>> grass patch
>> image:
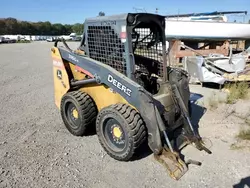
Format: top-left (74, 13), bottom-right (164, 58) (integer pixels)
top-left (207, 92), bottom-right (225, 110)
top-left (245, 119), bottom-right (250, 126)
top-left (16, 40), bottom-right (31, 43)
top-left (237, 129), bottom-right (250, 140)
top-left (230, 143), bottom-right (245, 150)
top-left (225, 82), bottom-right (249, 104)
top-left (208, 96), bottom-right (219, 109)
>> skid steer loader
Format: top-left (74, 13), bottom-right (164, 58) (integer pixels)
top-left (51, 13), bottom-right (211, 180)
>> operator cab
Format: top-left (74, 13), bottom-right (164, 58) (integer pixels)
top-left (129, 15), bottom-right (166, 94)
top-left (78, 13), bottom-right (167, 95)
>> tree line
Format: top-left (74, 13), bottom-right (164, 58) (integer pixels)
top-left (0, 17), bottom-right (84, 36)
top-left (0, 12), bottom-right (107, 36)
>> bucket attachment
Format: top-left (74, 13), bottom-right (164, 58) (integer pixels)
top-left (154, 135), bottom-right (211, 180)
top-left (153, 82), bottom-right (212, 180)
top-left (154, 149), bottom-right (187, 180)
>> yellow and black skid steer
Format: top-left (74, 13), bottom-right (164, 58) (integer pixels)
top-left (50, 13), bottom-right (212, 180)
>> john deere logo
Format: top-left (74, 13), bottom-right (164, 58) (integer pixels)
top-left (107, 74), bottom-right (132, 97)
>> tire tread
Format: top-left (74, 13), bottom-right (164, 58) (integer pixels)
top-left (60, 90), bottom-right (97, 136)
top-left (96, 103), bottom-right (146, 161)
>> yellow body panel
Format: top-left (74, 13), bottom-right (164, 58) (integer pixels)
top-left (51, 47), bottom-right (70, 108)
top-left (51, 47), bottom-right (133, 111)
top-left (79, 85), bottom-right (131, 111)
top-left (68, 62), bottom-right (132, 111)
top-left (69, 63), bottom-right (85, 80)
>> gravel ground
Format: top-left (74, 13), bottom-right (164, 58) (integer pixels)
top-left (0, 42), bottom-right (250, 188)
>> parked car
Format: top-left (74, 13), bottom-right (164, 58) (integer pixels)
top-left (0, 37), bottom-right (4, 43)
top-left (2, 37), bottom-right (16, 43)
top-left (46, 37), bottom-right (56, 42)
top-left (72, 36), bottom-right (82, 41)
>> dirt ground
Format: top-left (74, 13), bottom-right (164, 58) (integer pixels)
top-left (0, 42), bottom-right (250, 188)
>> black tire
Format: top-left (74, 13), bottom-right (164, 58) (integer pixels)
top-left (60, 90), bottom-right (97, 136)
top-left (96, 103), bottom-right (147, 161)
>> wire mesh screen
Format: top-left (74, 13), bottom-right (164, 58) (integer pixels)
top-left (87, 26), bottom-right (126, 74)
top-left (133, 28), bottom-right (164, 77)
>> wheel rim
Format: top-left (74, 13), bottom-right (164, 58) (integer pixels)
top-left (65, 101), bottom-right (81, 130)
top-left (103, 118), bottom-right (126, 152)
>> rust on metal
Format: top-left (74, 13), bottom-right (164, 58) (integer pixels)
top-left (154, 149), bottom-right (188, 180)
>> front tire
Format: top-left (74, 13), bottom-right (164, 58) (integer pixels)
top-left (96, 103), bottom-right (147, 161)
top-left (60, 90), bottom-right (97, 136)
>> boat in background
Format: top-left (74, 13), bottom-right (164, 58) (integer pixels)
top-left (165, 20), bottom-right (250, 40)
top-left (165, 11), bottom-right (247, 22)
top-left (165, 11), bottom-right (250, 40)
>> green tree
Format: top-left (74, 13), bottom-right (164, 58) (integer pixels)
top-left (42, 21), bottom-right (52, 35)
top-left (0, 20), bottom-right (6, 35)
top-left (52, 23), bottom-right (64, 35)
top-left (64, 24), bottom-right (73, 34)
top-left (4, 18), bottom-right (19, 34)
top-left (20, 21), bottom-right (36, 35)
top-left (72, 23), bottom-right (84, 35)
top-left (0, 18), bottom-right (78, 35)
top-left (32, 22), bottom-right (41, 35)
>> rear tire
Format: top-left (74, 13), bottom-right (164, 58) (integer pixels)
top-left (60, 90), bottom-right (97, 136)
top-left (96, 103), bottom-right (147, 161)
